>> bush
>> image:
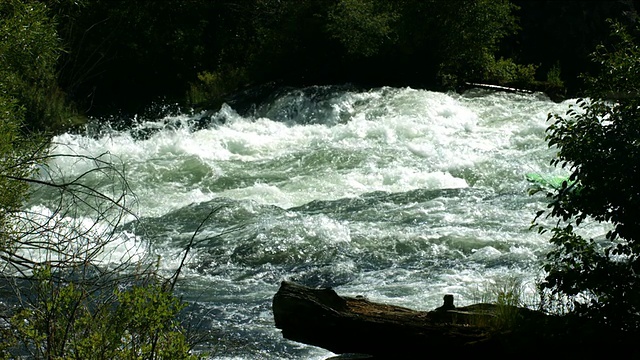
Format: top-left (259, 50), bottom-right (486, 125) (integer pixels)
top-left (0, 0), bottom-right (80, 132)
top-left (0, 145), bottom-right (202, 358)
top-left (537, 20), bottom-right (640, 331)
top-left (425, 0), bottom-right (520, 85)
top-left (484, 56), bottom-right (538, 86)
top-left (326, 0), bottom-right (399, 57)
top-left (1, 3), bottom-right (200, 357)
top-left (187, 68), bottom-right (248, 108)
top-left (546, 62), bottom-right (564, 89)
top-left (5, 266), bottom-right (196, 360)
top-left (0, 97), bottom-right (200, 358)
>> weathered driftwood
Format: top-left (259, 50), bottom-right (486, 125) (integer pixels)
top-left (463, 82), bottom-right (535, 94)
top-left (461, 82), bottom-right (566, 102)
top-left (273, 281), bottom-right (640, 358)
top-left (272, 281), bottom-right (526, 357)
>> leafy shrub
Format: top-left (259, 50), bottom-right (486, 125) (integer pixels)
top-left (0, 95), bottom-right (47, 256)
top-left (0, 92), bottom-right (199, 360)
top-left (429, 0), bottom-right (520, 85)
top-left (326, 0), bottom-right (399, 57)
top-left (537, 20), bottom-right (640, 331)
top-left (0, 0), bottom-right (80, 132)
top-left (546, 62), bottom-right (564, 88)
top-left (5, 266), bottom-right (198, 359)
top-left (1, 2), bottom-right (200, 358)
top-left (484, 56), bottom-right (538, 86)
top-left (187, 68), bottom-right (248, 108)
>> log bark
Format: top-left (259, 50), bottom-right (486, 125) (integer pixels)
top-left (463, 82), bottom-right (535, 94)
top-left (272, 281), bottom-right (514, 357)
top-left (460, 82), bottom-right (566, 102)
top-left (273, 281), bottom-right (640, 358)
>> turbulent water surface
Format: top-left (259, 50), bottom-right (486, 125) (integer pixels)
top-left (28, 86), bottom-right (608, 359)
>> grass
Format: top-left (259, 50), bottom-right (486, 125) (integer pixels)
top-left (465, 276), bottom-right (539, 330)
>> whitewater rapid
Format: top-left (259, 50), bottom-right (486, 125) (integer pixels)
top-left (26, 86), bottom-right (609, 358)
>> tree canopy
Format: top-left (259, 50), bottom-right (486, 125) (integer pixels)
top-left (0, 0), bottom-right (77, 132)
top-left (42, 0), bottom-right (527, 116)
top-left (0, 0), bottom-right (633, 119)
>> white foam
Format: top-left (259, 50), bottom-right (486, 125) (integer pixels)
top-left (3, 205), bottom-right (148, 274)
top-left (45, 88), bottom-right (568, 217)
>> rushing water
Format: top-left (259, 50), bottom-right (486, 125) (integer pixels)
top-left (26, 86), bottom-right (608, 358)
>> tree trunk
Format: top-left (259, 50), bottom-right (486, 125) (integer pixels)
top-left (272, 281), bottom-right (511, 358)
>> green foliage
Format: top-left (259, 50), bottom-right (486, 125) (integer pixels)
top-left (187, 68), bottom-right (248, 108)
top-left (0, 95), bottom-right (46, 256)
top-left (0, 130), bottom-right (200, 358)
top-left (247, 0), bottom-right (333, 83)
top-left (54, 0), bottom-right (248, 113)
top-left (327, 0), bottom-right (399, 57)
top-left (546, 62), bottom-right (564, 89)
top-left (0, 49), bottom-right (198, 356)
top-left (113, 283), bottom-right (194, 359)
top-left (418, 0), bottom-right (520, 84)
top-left (0, 0), bottom-right (528, 114)
top-left (0, 0), bottom-right (79, 132)
top-left (0, 99), bottom-right (27, 236)
top-left (514, 1), bottom-right (635, 95)
top-left (5, 266), bottom-right (198, 359)
top-left (539, 20), bottom-right (640, 331)
top-left (484, 56), bottom-right (538, 86)
top-left (0, 0), bottom-right (58, 83)
top-left (247, 0), bottom-right (522, 88)
top-left (470, 277), bottom-right (530, 330)
top-left (583, 20), bottom-right (640, 99)
top-left (6, 0), bottom-right (630, 115)
top-left (0, 121), bottom-right (200, 358)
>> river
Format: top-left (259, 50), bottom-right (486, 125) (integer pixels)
top-left (27, 85), bottom-right (607, 358)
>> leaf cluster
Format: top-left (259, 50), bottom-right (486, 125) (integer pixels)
top-left (3, 266), bottom-right (197, 360)
top-left (539, 20), bottom-right (640, 331)
top-left (0, 138), bottom-right (202, 358)
top-left (0, 0), bottom-right (79, 132)
top-left (0, 98), bottom-right (48, 262)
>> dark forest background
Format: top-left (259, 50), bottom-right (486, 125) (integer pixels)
top-left (5, 0), bottom-right (640, 132)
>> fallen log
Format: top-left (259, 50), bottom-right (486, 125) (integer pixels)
top-left (272, 281), bottom-right (528, 357)
top-left (273, 281), bottom-right (640, 358)
top-left (460, 82), bottom-right (566, 102)
top-left (463, 82), bottom-right (535, 94)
